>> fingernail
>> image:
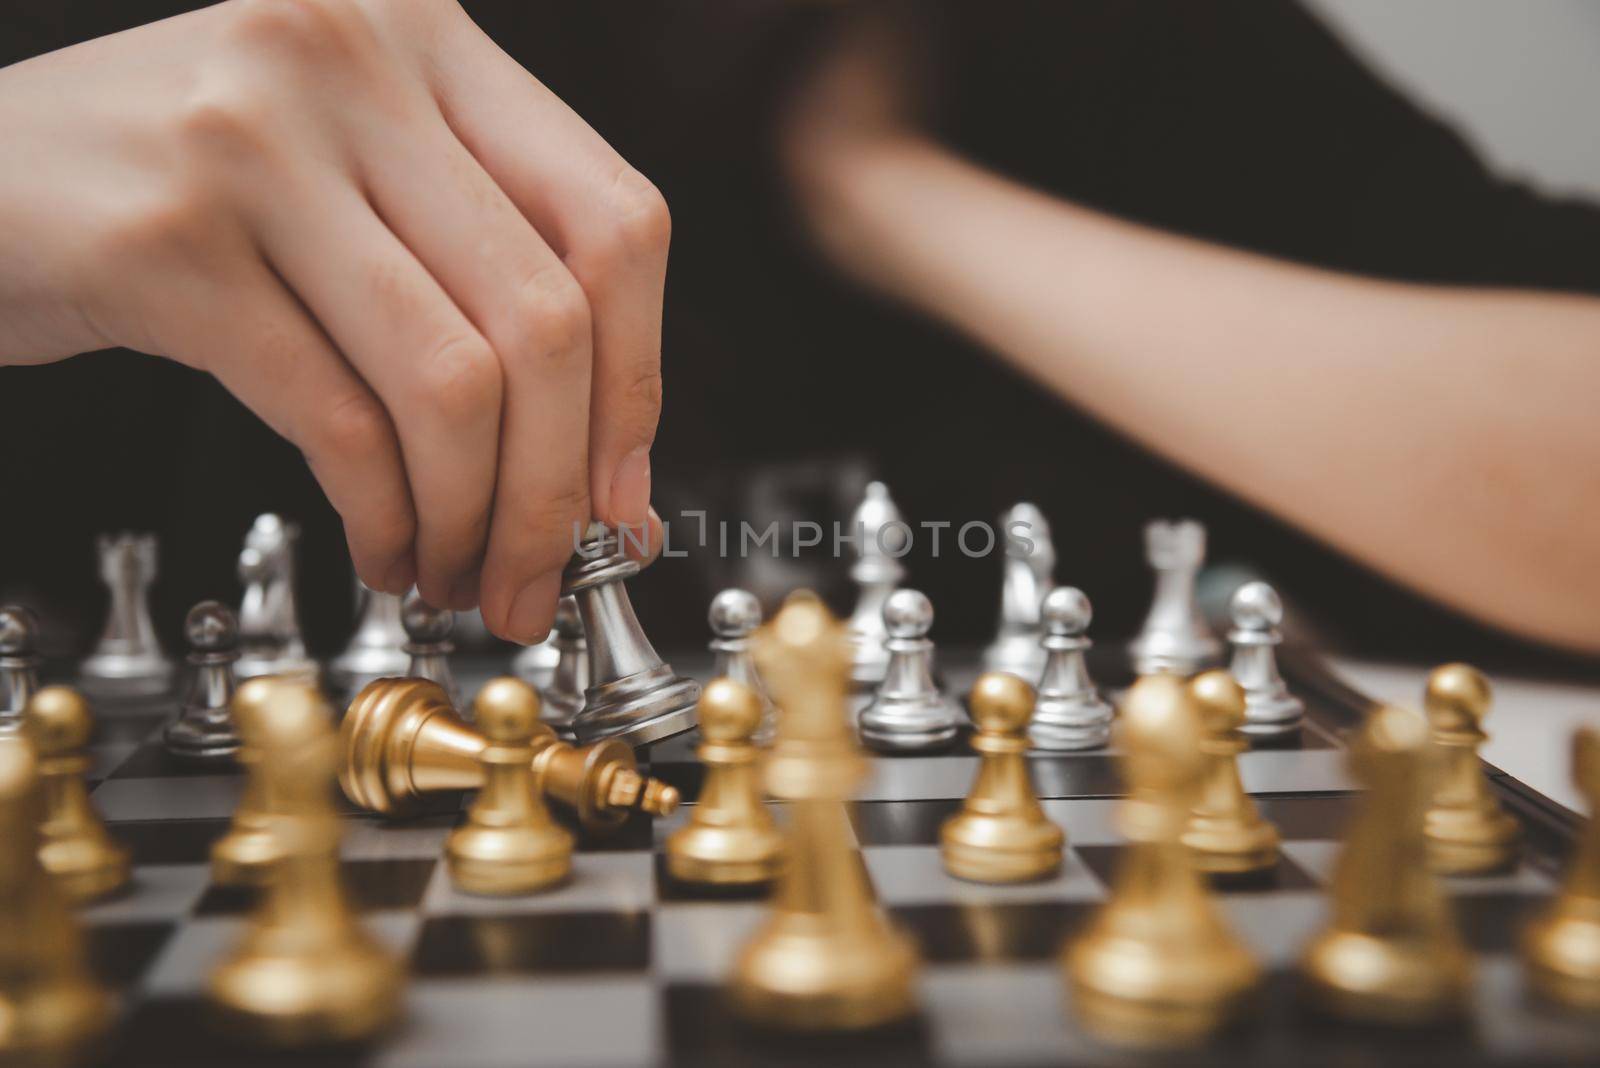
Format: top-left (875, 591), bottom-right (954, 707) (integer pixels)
top-left (382, 557), bottom-right (416, 595)
top-left (609, 446), bottom-right (652, 529)
top-left (506, 572), bottom-right (560, 644)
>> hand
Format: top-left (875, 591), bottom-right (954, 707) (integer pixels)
top-left (0, 0), bottom-right (669, 641)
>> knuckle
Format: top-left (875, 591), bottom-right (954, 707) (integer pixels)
top-left (316, 390), bottom-right (392, 458)
top-left (418, 335), bottom-right (502, 426)
top-left (505, 266), bottom-right (591, 371)
top-left (620, 363), bottom-right (663, 428)
top-left (580, 168), bottom-right (671, 276)
top-left (176, 86), bottom-right (274, 162)
top-left (515, 483), bottom-right (592, 568)
top-left (94, 191), bottom-right (214, 267)
top-left (227, 0), bottom-right (374, 65)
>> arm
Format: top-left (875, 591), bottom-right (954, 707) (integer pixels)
top-left (786, 119), bottom-right (1600, 656)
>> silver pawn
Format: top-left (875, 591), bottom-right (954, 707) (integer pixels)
top-left (846, 481), bottom-right (909, 691)
top-left (163, 601), bottom-right (243, 761)
top-left (1030, 588), bottom-right (1113, 751)
top-left (1128, 518), bottom-right (1221, 676)
top-left (983, 502), bottom-right (1056, 681)
top-left (512, 632), bottom-right (562, 690)
top-left (859, 589), bottom-right (960, 753)
top-left (328, 579), bottom-right (409, 697)
top-left (401, 591), bottom-right (460, 710)
top-left (0, 605), bottom-right (41, 733)
top-left (1228, 581), bottom-right (1304, 739)
top-left (539, 597), bottom-right (587, 740)
top-left (234, 514), bottom-right (318, 683)
top-left (708, 589), bottom-right (776, 745)
top-left (562, 522), bottom-right (699, 746)
top-left (80, 532), bottom-right (173, 698)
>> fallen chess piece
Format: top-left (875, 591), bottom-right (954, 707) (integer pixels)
top-left (340, 676), bottom-right (679, 832)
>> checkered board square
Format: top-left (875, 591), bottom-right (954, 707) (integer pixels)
top-left (71, 649), bottom-right (1590, 1067)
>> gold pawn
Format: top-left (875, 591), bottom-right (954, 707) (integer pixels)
top-left (1521, 726), bottom-right (1600, 1009)
top-left (1423, 664), bottom-right (1519, 874)
top-left (730, 592), bottom-right (919, 1030)
top-left (25, 687), bottom-right (130, 903)
top-left (340, 677), bottom-right (678, 831)
top-left (208, 678), bottom-right (401, 1045)
top-left (211, 732), bottom-right (276, 885)
top-left (1063, 673), bottom-right (1260, 1047)
top-left (1299, 704), bottom-right (1471, 1024)
top-left (666, 678), bottom-right (783, 885)
top-left (940, 672), bottom-right (1064, 883)
top-left (0, 738), bottom-right (112, 1066)
top-left (1181, 670), bottom-right (1280, 874)
top-left (447, 678), bottom-right (573, 895)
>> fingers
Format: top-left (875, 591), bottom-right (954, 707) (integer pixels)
top-left (422, 10), bottom-right (669, 531)
top-left (248, 166), bottom-right (502, 610)
top-left (156, 260), bottom-right (416, 591)
top-left (354, 107), bottom-right (595, 642)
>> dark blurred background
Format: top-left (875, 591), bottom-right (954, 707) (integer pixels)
top-left (4, 0), bottom-right (1599, 670)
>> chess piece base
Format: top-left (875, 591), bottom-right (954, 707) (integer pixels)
top-left (666, 824), bottom-right (784, 886)
top-left (76, 659), bottom-right (172, 699)
top-left (1029, 704), bottom-right (1113, 752)
top-left (731, 922), bottom-right (919, 1031)
top-left (163, 718), bottom-right (241, 763)
top-left (1300, 930), bottom-right (1470, 1024)
top-left (1182, 817), bottom-right (1281, 875)
top-left (859, 719), bottom-right (958, 753)
top-left (446, 826), bottom-right (573, 896)
top-left (941, 813), bottom-right (1063, 883)
top-left (40, 837), bottom-right (130, 904)
top-left (1424, 808), bottom-right (1520, 875)
top-left (1239, 691), bottom-right (1304, 739)
top-left (572, 669), bottom-right (700, 747)
top-left (1523, 912), bottom-right (1600, 1010)
top-left (208, 940), bottom-right (401, 1046)
top-left (211, 825), bottom-right (277, 885)
top-left (1065, 934), bottom-right (1257, 1047)
top-left (0, 981), bottom-right (112, 1066)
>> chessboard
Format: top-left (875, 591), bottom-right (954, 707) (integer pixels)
top-left (70, 645), bottom-right (1595, 1068)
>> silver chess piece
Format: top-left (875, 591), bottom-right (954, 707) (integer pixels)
top-left (512, 633), bottom-right (562, 690)
top-left (859, 589), bottom-right (961, 753)
top-left (1228, 581), bottom-right (1304, 739)
top-left (401, 591), bottom-right (461, 709)
top-left (1128, 518), bottom-right (1222, 676)
top-left (983, 502), bottom-right (1056, 681)
top-left (234, 514), bottom-right (319, 683)
top-left (562, 522), bottom-right (700, 746)
top-left (846, 481), bottom-right (909, 691)
top-left (1030, 587), bottom-right (1113, 751)
top-left (708, 588), bottom-right (776, 745)
top-left (328, 580), bottom-right (409, 697)
top-left (0, 605), bottom-right (41, 733)
top-left (80, 532), bottom-right (173, 698)
top-left (539, 597), bottom-right (588, 740)
top-left (163, 601), bottom-right (242, 762)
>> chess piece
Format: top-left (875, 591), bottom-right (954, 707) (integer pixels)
top-left (1522, 726), bottom-right (1600, 1010)
top-left (512, 633), bottom-right (562, 690)
top-left (401, 591), bottom-right (460, 709)
top-left (1300, 704), bottom-right (1471, 1024)
top-left (859, 589), bottom-right (960, 752)
top-left (1227, 582), bottom-right (1304, 739)
top-left (538, 597), bottom-right (588, 739)
top-left (667, 678), bottom-right (784, 885)
top-left (1422, 663), bottom-right (1519, 875)
top-left (1128, 519), bottom-right (1221, 677)
top-left (731, 593), bottom-right (919, 1030)
top-left (25, 686), bottom-right (130, 903)
top-left (0, 739), bottom-right (112, 1063)
top-left (1029, 588), bottom-right (1113, 751)
top-left (328, 581), bottom-right (409, 697)
top-left (210, 732), bottom-right (275, 886)
top-left (1181, 670), bottom-right (1280, 874)
top-left (708, 589), bottom-right (777, 745)
top-left (941, 672), bottom-right (1064, 882)
top-left (163, 601), bottom-right (243, 762)
top-left (562, 523), bottom-right (700, 745)
top-left (846, 481), bottom-right (908, 690)
top-left (1064, 674), bottom-right (1259, 1046)
top-left (208, 678), bottom-right (402, 1045)
top-left (983, 503), bottom-right (1056, 680)
top-left (447, 678), bottom-right (573, 894)
top-left (79, 532), bottom-right (173, 698)
top-left (341, 676), bottom-right (679, 832)
top-left (235, 514), bottom-right (318, 683)
top-left (0, 604), bottom-right (41, 734)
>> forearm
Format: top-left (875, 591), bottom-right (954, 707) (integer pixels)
top-left (804, 137), bottom-right (1600, 653)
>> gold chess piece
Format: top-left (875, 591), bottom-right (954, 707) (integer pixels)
top-left (730, 593), bottom-right (919, 1030)
top-left (208, 678), bottom-right (402, 1045)
top-left (1063, 673), bottom-right (1260, 1047)
top-left (25, 686), bottom-right (130, 903)
top-left (666, 677), bottom-right (783, 885)
top-left (1521, 726), bottom-right (1600, 1010)
top-left (1181, 670), bottom-right (1280, 874)
top-left (0, 738), bottom-right (112, 1066)
top-left (211, 714), bottom-right (278, 885)
top-left (1300, 704), bottom-right (1471, 1024)
top-left (340, 676), bottom-right (678, 831)
top-left (446, 678), bottom-right (573, 895)
top-left (940, 671), bottom-right (1064, 883)
top-left (1423, 663), bottom-right (1519, 874)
